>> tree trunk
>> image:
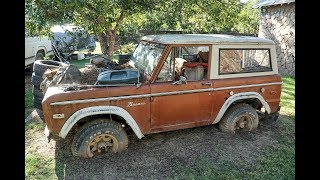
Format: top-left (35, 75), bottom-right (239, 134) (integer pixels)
top-left (96, 9), bottom-right (125, 58)
top-left (97, 33), bottom-right (108, 55)
top-left (107, 30), bottom-right (116, 57)
top-left (97, 30), bottom-right (116, 58)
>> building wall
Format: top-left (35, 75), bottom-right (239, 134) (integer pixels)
top-left (258, 3), bottom-right (295, 77)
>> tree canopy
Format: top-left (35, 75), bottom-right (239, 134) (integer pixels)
top-left (25, 0), bottom-right (259, 56)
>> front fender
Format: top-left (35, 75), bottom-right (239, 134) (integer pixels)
top-left (59, 106), bottom-right (144, 139)
top-left (35, 46), bottom-right (47, 56)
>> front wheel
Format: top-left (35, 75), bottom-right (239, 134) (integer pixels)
top-left (71, 119), bottom-right (128, 158)
top-left (218, 103), bottom-right (259, 133)
top-left (35, 51), bottom-right (44, 60)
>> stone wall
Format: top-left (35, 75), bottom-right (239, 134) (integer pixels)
top-left (258, 3), bottom-right (295, 77)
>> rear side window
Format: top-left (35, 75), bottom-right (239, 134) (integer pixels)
top-left (219, 49), bottom-right (272, 74)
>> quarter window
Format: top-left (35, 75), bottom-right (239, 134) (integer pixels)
top-left (219, 49), bottom-right (272, 74)
top-left (156, 46), bottom-right (210, 82)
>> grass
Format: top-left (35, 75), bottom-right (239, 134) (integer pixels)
top-left (25, 87), bottom-right (33, 108)
top-left (25, 122), bottom-right (45, 136)
top-left (25, 153), bottom-right (56, 179)
top-left (70, 41), bottom-right (102, 69)
top-left (280, 76), bottom-right (295, 116)
top-left (25, 121), bottom-right (57, 179)
top-left (248, 142), bottom-right (294, 179)
top-left (171, 128), bottom-right (294, 180)
top-left (75, 41), bottom-right (102, 55)
top-left (68, 58), bottom-right (91, 69)
top-left (70, 41), bottom-right (120, 69)
top-left (69, 54), bottom-right (119, 69)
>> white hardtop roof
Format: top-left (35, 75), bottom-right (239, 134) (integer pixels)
top-left (141, 34), bottom-right (275, 45)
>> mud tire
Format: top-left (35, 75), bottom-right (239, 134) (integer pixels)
top-left (33, 60), bottom-right (65, 77)
top-left (219, 103), bottom-right (259, 133)
top-left (71, 119), bottom-right (128, 158)
top-left (31, 72), bottom-right (43, 88)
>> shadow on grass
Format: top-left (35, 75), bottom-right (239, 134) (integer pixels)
top-left (53, 114), bottom-right (294, 179)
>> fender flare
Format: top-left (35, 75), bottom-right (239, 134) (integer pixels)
top-left (212, 92), bottom-right (271, 124)
top-left (35, 46), bottom-right (47, 56)
top-left (59, 106), bottom-right (144, 139)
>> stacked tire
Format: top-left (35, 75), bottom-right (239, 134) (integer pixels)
top-left (31, 60), bottom-right (65, 110)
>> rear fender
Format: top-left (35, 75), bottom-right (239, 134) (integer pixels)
top-left (212, 92), bottom-right (271, 124)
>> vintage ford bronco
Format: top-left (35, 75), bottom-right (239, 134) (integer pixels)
top-left (41, 34), bottom-right (282, 158)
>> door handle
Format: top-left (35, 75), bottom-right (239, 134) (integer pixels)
top-left (201, 82), bottom-right (212, 86)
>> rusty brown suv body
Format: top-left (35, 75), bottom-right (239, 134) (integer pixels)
top-left (42, 34), bottom-right (282, 157)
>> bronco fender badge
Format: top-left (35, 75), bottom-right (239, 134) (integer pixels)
top-left (53, 114), bottom-right (65, 119)
top-left (127, 102), bottom-right (146, 107)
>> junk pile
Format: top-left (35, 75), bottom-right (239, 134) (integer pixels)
top-left (39, 55), bottom-right (135, 93)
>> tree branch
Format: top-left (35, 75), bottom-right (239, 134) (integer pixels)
top-left (113, 9), bottom-right (126, 33)
top-left (85, 2), bottom-right (97, 12)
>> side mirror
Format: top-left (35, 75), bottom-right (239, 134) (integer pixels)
top-left (172, 76), bottom-right (187, 85)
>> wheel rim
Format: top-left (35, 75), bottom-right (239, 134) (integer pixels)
top-left (234, 114), bottom-right (254, 132)
top-left (86, 134), bottom-right (118, 158)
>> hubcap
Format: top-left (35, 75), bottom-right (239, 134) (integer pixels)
top-left (234, 115), bottom-right (252, 131)
top-left (87, 134), bottom-right (116, 157)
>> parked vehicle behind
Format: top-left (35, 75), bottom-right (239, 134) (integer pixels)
top-left (50, 24), bottom-right (96, 61)
top-left (26, 24), bottom-right (96, 70)
top-left (29, 24), bottom-right (97, 110)
top-left (25, 33), bottom-right (53, 70)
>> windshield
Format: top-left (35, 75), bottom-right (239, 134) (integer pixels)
top-left (129, 41), bottom-right (164, 80)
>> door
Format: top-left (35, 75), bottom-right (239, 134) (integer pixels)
top-left (150, 45), bottom-right (214, 132)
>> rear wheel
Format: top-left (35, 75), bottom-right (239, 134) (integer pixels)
top-left (71, 119), bottom-right (128, 158)
top-left (219, 103), bottom-right (259, 133)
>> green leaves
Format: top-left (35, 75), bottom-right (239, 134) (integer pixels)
top-left (119, 0), bottom-right (259, 38)
top-left (26, 0), bottom-right (260, 54)
top-left (234, 0), bottom-right (260, 34)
